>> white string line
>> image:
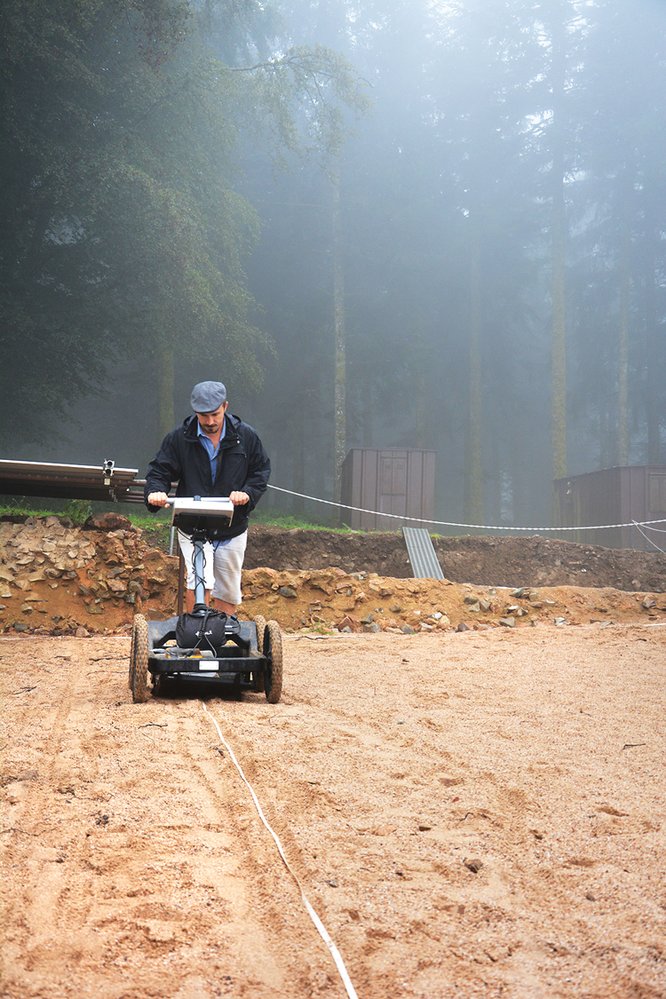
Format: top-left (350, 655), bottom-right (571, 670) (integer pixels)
top-left (632, 521), bottom-right (666, 554)
top-left (201, 703), bottom-right (359, 999)
top-left (267, 483), bottom-right (666, 535)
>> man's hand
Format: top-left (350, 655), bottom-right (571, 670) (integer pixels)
top-left (229, 491), bottom-right (250, 506)
top-left (147, 492), bottom-right (170, 507)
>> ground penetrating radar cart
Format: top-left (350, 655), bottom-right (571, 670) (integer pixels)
top-left (129, 497), bottom-right (282, 703)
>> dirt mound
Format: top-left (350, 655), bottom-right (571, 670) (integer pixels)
top-left (0, 515), bottom-right (663, 636)
top-left (246, 525), bottom-right (666, 592)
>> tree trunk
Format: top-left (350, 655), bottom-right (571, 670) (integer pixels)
top-left (467, 224), bottom-right (484, 525)
top-left (617, 219), bottom-right (630, 465)
top-left (643, 214), bottom-right (661, 464)
top-left (549, 6), bottom-right (568, 488)
top-left (291, 396), bottom-right (306, 518)
top-left (158, 344), bottom-right (175, 438)
top-left (332, 167), bottom-right (347, 501)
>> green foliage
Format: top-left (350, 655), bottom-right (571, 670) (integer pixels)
top-left (0, 0), bottom-right (365, 446)
top-left (0, 502), bottom-right (357, 535)
top-left (62, 499), bottom-right (93, 524)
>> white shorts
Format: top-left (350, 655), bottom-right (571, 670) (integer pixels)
top-left (178, 530), bottom-right (248, 606)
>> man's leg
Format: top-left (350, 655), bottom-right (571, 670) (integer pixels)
top-left (186, 587), bottom-right (212, 613)
top-left (210, 532), bottom-right (248, 618)
top-left (211, 596), bottom-right (236, 615)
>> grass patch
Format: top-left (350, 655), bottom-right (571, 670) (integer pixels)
top-left (0, 502), bottom-right (360, 535)
top-left (252, 511), bottom-right (358, 533)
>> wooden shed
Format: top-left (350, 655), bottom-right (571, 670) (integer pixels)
top-left (340, 448), bottom-right (437, 531)
top-left (553, 465), bottom-right (666, 551)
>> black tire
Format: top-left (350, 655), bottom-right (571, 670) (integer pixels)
top-left (263, 620), bottom-right (283, 704)
top-left (128, 616), bottom-right (137, 689)
top-left (252, 615), bottom-right (267, 692)
top-left (254, 615), bottom-right (266, 653)
top-left (131, 614), bottom-right (150, 703)
top-left (152, 671), bottom-right (165, 697)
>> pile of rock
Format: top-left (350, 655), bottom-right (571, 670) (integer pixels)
top-left (0, 516), bottom-right (177, 635)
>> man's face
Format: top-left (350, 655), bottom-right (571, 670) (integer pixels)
top-left (196, 402), bottom-right (227, 436)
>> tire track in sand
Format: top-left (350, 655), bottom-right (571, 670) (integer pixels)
top-left (1, 639), bottom-right (340, 999)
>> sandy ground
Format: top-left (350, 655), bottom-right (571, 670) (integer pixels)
top-left (1, 624), bottom-right (665, 999)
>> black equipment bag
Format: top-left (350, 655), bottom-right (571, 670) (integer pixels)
top-left (176, 609), bottom-right (230, 651)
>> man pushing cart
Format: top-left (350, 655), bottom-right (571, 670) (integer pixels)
top-left (127, 380), bottom-right (281, 703)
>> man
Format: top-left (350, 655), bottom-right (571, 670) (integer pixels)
top-left (144, 380), bottom-right (270, 617)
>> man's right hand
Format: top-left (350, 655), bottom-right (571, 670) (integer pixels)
top-left (147, 492), bottom-right (170, 507)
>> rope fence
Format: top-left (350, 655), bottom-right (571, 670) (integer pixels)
top-left (266, 483), bottom-right (666, 540)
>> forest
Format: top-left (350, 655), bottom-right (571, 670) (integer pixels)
top-left (1, 0), bottom-right (665, 529)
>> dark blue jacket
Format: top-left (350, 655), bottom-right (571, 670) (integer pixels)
top-left (144, 413), bottom-right (270, 539)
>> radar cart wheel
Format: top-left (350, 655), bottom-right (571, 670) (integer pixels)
top-left (263, 620), bottom-right (283, 704)
top-left (252, 614), bottom-right (266, 692)
top-left (131, 613), bottom-right (150, 703)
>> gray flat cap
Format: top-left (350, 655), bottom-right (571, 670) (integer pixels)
top-left (190, 381), bottom-right (227, 413)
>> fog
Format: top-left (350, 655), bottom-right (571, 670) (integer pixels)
top-left (2, 0), bottom-right (665, 528)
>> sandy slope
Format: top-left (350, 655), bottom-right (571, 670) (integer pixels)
top-left (1, 624), bottom-right (665, 998)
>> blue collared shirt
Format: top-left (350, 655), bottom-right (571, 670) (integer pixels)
top-left (197, 418), bottom-right (226, 482)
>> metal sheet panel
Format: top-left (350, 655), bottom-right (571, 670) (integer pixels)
top-left (402, 527), bottom-right (445, 579)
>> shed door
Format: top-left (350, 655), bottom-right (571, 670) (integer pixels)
top-left (648, 473), bottom-right (666, 514)
top-left (379, 453), bottom-right (407, 515)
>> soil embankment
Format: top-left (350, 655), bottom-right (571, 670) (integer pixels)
top-left (0, 516), bottom-right (664, 636)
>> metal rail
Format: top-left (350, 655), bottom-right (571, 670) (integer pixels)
top-left (0, 458), bottom-right (143, 503)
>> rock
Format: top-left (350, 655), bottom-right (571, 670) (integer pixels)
top-left (86, 512), bottom-right (133, 531)
top-left (401, 624), bottom-right (416, 634)
top-left (456, 622), bottom-right (470, 633)
top-left (13, 622), bottom-right (28, 632)
top-left (336, 615), bottom-right (357, 632)
top-left (75, 626), bottom-right (90, 638)
top-left (363, 622), bottom-right (381, 633)
top-left (464, 858), bottom-right (483, 873)
top-left (554, 616), bottom-right (568, 626)
top-left (641, 596), bottom-right (656, 609)
top-left (499, 616), bottom-right (515, 628)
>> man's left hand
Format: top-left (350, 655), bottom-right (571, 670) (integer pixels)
top-left (229, 491), bottom-right (250, 506)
